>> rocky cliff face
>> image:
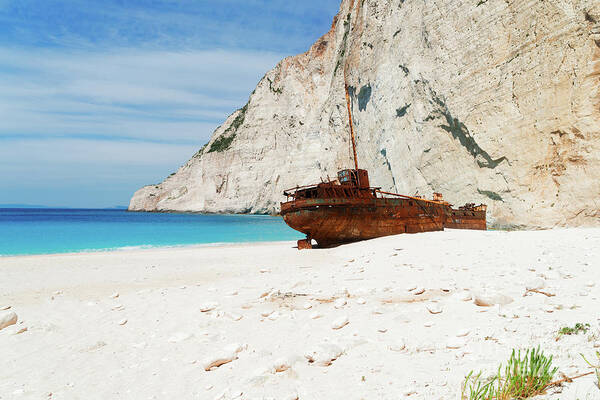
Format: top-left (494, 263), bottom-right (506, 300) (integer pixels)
top-left (129, 0), bottom-right (600, 229)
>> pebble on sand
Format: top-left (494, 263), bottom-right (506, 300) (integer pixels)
top-left (473, 292), bottom-right (513, 307)
top-left (118, 319), bottom-right (128, 325)
top-left (331, 316), bottom-right (349, 330)
top-left (203, 343), bottom-right (245, 371)
top-left (413, 287), bottom-right (425, 295)
top-left (0, 305), bottom-right (11, 311)
top-left (426, 303), bottom-right (443, 314)
top-left (0, 311), bottom-right (18, 331)
top-left (110, 292), bottom-right (120, 299)
top-left (304, 343), bottom-right (343, 366)
top-left (310, 312), bottom-right (323, 319)
top-left (356, 297), bottom-right (367, 305)
top-left (200, 302), bottom-right (219, 312)
top-left (446, 337), bottom-right (465, 349)
top-left (454, 291), bottom-right (472, 302)
top-left (271, 358), bottom-right (292, 373)
top-left (456, 329), bottom-right (470, 337)
top-left (333, 298), bottom-right (347, 309)
top-left (227, 312), bottom-right (243, 321)
top-left (303, 302), bottom-right (313, 310)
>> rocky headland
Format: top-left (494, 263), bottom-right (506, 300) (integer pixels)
top-left (129, 0), bottom-right (600, 229)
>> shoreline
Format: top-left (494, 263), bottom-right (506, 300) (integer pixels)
top-left (0, 239), bottom-right (298, 259)
top-left (1, 228), bottom-right (599, 399)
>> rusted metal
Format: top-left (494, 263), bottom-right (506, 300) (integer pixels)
top-left (344, 69), bottom-right (360, 175)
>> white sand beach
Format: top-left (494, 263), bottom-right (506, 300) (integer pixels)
top-left (1, 228), bottom-right (600, 399)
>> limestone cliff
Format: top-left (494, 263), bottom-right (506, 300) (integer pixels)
top-left (129, 0), bottom-right (600, 228)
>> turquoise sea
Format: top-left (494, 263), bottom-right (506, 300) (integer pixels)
top-left (0, 208), bottom-right (302, 256)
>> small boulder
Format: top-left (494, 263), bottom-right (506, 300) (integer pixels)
top-left (473, 292), bottom-right (513, 307)
top-left (446, 337), bottom-right (465, 349)
top-left (203, 343), bottom-right (245, 371)
top-left (304, 343), bottom-right (343, 366)
top-left (333, 298), bottom-right (347, 309)
top-left (331, 316), bottom-right (349, 330)
top-left (0, 311), bottom-right (18, 331)
top-left (271, 358), bottom-right (292, 373)
top-left (426, 303), bottom-right (443, 314)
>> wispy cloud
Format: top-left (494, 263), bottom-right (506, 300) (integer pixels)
top-left (0, 0), bottom-right (341, 207)
top-left (0, 48), bottom-right (285, 142)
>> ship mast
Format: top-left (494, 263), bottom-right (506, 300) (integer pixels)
top-left (343, 69), bottom-right (359, 172)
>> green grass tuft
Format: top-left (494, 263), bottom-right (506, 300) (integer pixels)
top-left (558, 323), bottom-right (590, 336)
top-left (581, 351), bottom-right (600, 389)
top-left (462, 347), bottom-right (558, 400)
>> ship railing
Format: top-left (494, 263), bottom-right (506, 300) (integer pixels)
top-left (375, 190), bottom-right (450, 205)
top-left (283, 183), bottom-right (321, 197)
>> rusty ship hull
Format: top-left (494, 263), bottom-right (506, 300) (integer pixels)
top-left (280, 169), bottom-right (487, 248)
top-left (281, 196), bottom-right (447, 247)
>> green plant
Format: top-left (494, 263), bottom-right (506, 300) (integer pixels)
top-left (558, 323), bottom-right (590, 336)
top-left (207, 102), bottom-right (248, 153)
top-left (462, 347), bottom-right (558, 400)
top-left (581, 351), bottom-right (600, 389)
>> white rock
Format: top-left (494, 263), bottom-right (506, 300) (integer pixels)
top-left (304, 343), bottom-right (343, 366)
top-left (203, 343), bottom-right (245, 371)
top-left (227, 290), bottom-right (239, 296)
top-left (110, 292), bottom-right (120, 299)
top-left (0, 311), bottom-right (18, 331)
top-left (260, 269), bottom-right (270, 273)
top-left (200, 302), bottom-right (219, 312)
top-left (473, 292), bottom-right (513, 307)
top-left (260, 310), bottom-right (273, 317)
top-left (267, 311), bottom-right (279, 321)
top-left (456, 329), bottom-right (470, 337)
top-left (446, 337), bottom-right (466, 349)
top-left (585, 281), bottom-right (595, 287)
top-left (355, 297), bottom-right (367, 305)
top-left (454, 291), bottom-right (472, 301)
top-left (333, 298), bottom-right (347, 309)
top-left (413, 287), bottom-right (425, 295)
top-left (303, 302), bottom-right (313, 310)
top-left (0, 305), bottom-right (11, 311)
top-left (271, 358), bottom-right (291, 373)
top-left (227, 312), bottom-right (243, 321)
top-left (377, 327), bottom-right (388, 333)
top-left (118, 319), bottom-right (128, 325)
top-left (331, 316), bottom-right (349, 330)
top-left (310, 312), bottom-right (323, 319)
top-left (426, 303), bottom-right (443, 314)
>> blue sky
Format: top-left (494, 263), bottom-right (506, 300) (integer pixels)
top-left (0, 0), bottom-right (340, 208)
